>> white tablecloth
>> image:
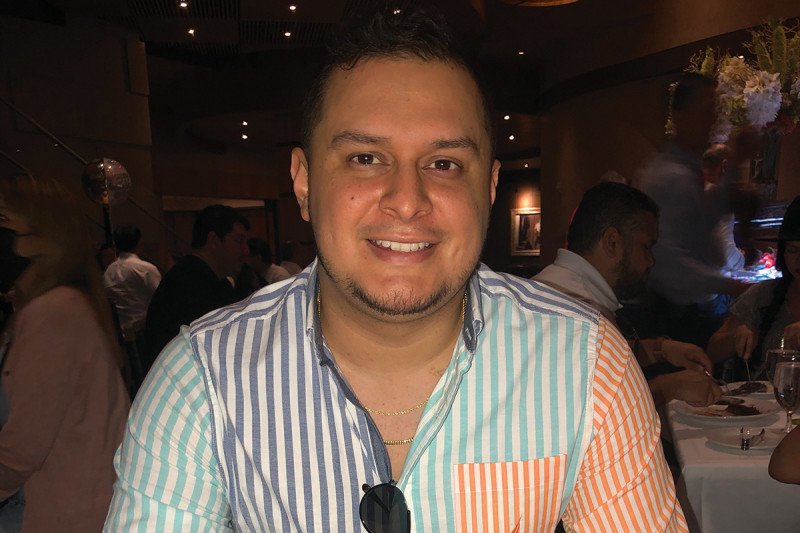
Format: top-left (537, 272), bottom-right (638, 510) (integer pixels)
top-left (667, 403), bottom-right (800, 533)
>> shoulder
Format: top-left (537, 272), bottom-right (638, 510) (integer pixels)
top-left (478, 265), bottom-right (599, 325)
top-left (22, 286), bottom-right (90, 315)
top-left (733, 279), bottom-right (780, 310)
top-left (189, 270), bottom-right (311, 339)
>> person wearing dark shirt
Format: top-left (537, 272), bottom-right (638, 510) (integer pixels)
top-left (143, 205), bottom-right (249, 373)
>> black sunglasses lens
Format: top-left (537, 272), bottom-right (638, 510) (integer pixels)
top-left (359, 483), bottom-right (410, 533)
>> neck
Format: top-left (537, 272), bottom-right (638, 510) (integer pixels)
top-left (317, 277), bottom-right (467, 378)
top-left (192, 249), bottom-right (224, 279)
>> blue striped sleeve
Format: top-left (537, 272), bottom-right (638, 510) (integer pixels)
top-left (104, 333), bottom-right (232, 532)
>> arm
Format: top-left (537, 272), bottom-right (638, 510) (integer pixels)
top-left (562, 319), bottom-right (688, 532)
top-left (104, 335), bottom-right (232, 531)
top-left (0, 292), bottom-right (81, 499)
top-left (638, 338), bottom-right (713, 372)
top-left (648, 370), bottom-right (721, 408)
top-left (707, 315), bottom-right (756, 362)
top-left (769, 424), bottom-right (800, 484)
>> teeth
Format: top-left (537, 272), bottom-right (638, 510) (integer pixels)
top-left (374, 240), bottom-right (431, 252)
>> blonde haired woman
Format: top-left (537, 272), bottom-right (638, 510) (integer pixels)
top-left (0, 174), bottom-right (129, 532)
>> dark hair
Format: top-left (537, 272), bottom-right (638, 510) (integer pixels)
top-left (300, 4), bottom-right (494, 158)
top-left (113, 225), bottom-right (141, 253)
top-left (567, 182), bottom-right (660, 255)
top-left (701, 144), bottom-right (731, 170)
top-left (191, 205), bottom-right (250, 249)
top-left (247, 237), bottom-right (273, 264)
top-left (670, 72), bottom-right (716, 113)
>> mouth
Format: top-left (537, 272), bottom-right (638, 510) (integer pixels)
top-left (371, 239), bottom-right (433, 253)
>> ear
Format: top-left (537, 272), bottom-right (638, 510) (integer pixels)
top-left (291, 147), bottom-right (311, 222)
top-left (600, 226), bottom-right (624, 261)
top-left (207, 230), bottom-right (223, 248)
top-left (489, 159), bottom-right (501, 205)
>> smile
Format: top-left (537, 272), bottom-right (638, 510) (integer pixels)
top-left (372, 240), bottom-right (432, 252)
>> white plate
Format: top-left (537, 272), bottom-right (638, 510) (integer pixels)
top-left (726, 380), bottom-right (774, 399)
top-left (673, 398), bottom-right (782, 425)
top-left (706, 426), bottom-right (785, 451)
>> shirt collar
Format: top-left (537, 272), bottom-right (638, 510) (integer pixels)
top-left (553, 248), bottom-right (621, 316)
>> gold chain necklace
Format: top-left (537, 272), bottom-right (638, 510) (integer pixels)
top-left (317, 287), bottom-right (468, 447)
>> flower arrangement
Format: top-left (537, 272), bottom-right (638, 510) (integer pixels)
top-left (686, 20), bottom-right (800, 141)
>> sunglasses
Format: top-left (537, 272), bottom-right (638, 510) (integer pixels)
top-left (359, 482), bottom-right (411, 533)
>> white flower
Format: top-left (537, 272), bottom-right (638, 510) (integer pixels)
top-left (742, 70), bottom-right (782, 128)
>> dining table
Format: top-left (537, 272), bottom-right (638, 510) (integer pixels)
top-left (666, 392), bottom-right (800, 533)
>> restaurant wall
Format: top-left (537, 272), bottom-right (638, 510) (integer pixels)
top-left (0, 15), bottom-right (166, 266)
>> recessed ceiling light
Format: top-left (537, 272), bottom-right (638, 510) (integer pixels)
top-left (503, 115), bottom-right (510, 120)
top-left (289, 4), bottom-right (297, 11)
top-left (284, 31), bottom-right (292, 37)
top-left (179, 1), bottom-right (188, 8)
top-left (518, 51), bottom-right (525, 55)
top-left (524, 163), bottom-right (529, 168)
top-left (241, 121), bottom-right (248, 126)
top-left (187, 28), bottom-right (195, 36)
top-left (241, 134), bottom-right (248, 140)
top-left (393, 9), bottom-right (402, 14)
top-left (508, 135), bottom-right (515, 140)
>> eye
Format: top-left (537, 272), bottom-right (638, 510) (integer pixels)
top-left (428, 159), bottom-right (460, 171)
top-left (350, 153), bottom-right (376, 165)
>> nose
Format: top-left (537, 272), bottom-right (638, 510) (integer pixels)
top-left (378, 164), bottom-right (433, 221)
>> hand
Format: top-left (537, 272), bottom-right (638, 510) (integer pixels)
top-left (660, 339), bottom-right (713, 372)
top-left (734, 323), bottom-right (756, 360)
top-left (782, 321), bottom-right (800, 350)
top-left (654, 370), bottom-right (722, 406)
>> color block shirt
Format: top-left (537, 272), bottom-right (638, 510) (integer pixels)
top-left (105, 262), bottom-right (687, 532)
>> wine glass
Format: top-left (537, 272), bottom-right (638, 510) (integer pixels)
top-left (772, 352), bottom-right (800, 433)
top-left (763, 349), bottom-right (799, 382)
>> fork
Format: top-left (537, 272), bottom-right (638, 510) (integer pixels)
top-left (704, 369), bottom-right (731, 395)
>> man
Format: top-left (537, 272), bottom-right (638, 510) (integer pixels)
top-left (142, 204), bottom-right (249, 372)
top-left (280, 240), bottom-right (303, 275)
top-left (535, 182), bottom-right (721, 408)
top-left (107, 8), bottom-right (686, 531)
top-left (638, 73), bottom-right (753, 348)
top-left (103, 226), bottom-right (161, 337)
top-left (234, 238), bottom-right (292, 299)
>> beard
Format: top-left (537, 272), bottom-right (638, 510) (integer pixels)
top-left (316, 249), bottom-right (476, 318)
top-left (614, 251), bottom-right (649, 301)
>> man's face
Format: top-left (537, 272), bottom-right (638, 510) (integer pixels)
top-left (217, 222), bottom-right (249, 278)
top-left (614, 212), bottom-right (658, 300)
top-left (292, 57), bottom-right (500, 319)
top-left (677, 85), bottom-right (718, 151)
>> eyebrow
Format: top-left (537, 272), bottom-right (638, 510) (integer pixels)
top-left (330, 130), bottom-right (481, 155)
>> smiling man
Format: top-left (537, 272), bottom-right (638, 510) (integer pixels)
top-left (106, 7), bottom-right (686, 532)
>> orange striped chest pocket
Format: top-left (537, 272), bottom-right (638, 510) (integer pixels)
top-left (452, 456), bottom-right (567, 533)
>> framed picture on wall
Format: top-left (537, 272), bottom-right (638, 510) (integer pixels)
top-left (511, 207), bottom-right (541, 256)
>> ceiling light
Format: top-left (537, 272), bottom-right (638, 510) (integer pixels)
top-left (179, 1), bottom-right (188, 8)
top-left (284, 31), bottom-right (292, 37)
top-left (241, 134), bottom-right (248, 140)
top-left (503, 115), bottom-right (510, 120)
top-left (518, 51), bottom-right (525, 56)
top-left (393, 9), bottom-right (402, 14)
top-left (289, 5), bottom-right (297, 11)
top-left (508, 135), bottom-right (515, 140)
top-left (524, 163), bottom-right (529, 168)
top-left (187, 28), bottom-right (195, 36)
top-left (241, 121), bottom-right (248, 126)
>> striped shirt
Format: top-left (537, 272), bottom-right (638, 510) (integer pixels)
top-left (105, 262), bottom-right (687, 532)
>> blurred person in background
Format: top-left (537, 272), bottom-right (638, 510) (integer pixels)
top-left (279, 240), bottom-right (303, 275)
top-left (235, 238), bottom-right (291, 300)
top-left (708, 195), bottom-right (800, 364)
top-left (0, 174), bottom-right (129, 532)
top-left (638, 73), bottom-right (757, 348)
top-left (143, 204), bottom-right (249, 372)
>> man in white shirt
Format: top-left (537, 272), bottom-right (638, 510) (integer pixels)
top-left (535, 182), bottom-right (721, 408)
top-left (104, 226), bottom-right (161, 336)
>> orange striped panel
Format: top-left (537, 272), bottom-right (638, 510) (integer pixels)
top-left (453, 456), bottom-right (566, 533)
top-left (563, 318), bottom-right (689, 532)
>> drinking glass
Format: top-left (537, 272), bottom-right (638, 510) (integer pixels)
top-left (772, 352), bottom-right (800, 433)
top-left (763, 349), bottom-right (799, 382)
